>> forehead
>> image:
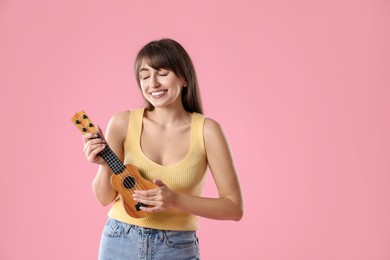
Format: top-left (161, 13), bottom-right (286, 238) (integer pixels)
top-left (138, 59), bottom-right (169, 73)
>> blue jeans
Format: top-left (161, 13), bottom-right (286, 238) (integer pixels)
top-left (99, 218), bottom-right (200, 260)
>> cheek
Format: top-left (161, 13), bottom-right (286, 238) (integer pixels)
top-left (140, 83), bottom-right (148, 92)
top-left (139, 85), bottom-right (149, 98)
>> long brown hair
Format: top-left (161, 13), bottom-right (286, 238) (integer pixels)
top-left (134, 38), bottom-right (203, 114)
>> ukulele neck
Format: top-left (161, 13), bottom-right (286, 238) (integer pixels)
top-left (99, 145), bottom-right (125, 174)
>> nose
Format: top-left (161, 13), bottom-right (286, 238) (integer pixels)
top-left (148, 75), bottom-right (160, 88)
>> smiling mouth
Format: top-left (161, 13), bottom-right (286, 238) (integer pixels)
top-left (150, 90), bottom-right (167, 98)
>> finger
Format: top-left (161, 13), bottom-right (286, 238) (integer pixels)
top-left (153, 179), bottom-right (165, 187)
top-left (87, 142), bottom-right (106, 155)
top-left (85, 143), bottom-right (105, 159)
top-left (83, 138), bottom-right (105, 153)
top-left (89, 143), bottom-right (106, 155)
top-left (82, 133), bottom-right (96, 143)
top-left (134, 188), bottom-right (160, 197)
top-left (96, 125), bottom-right (105, 139)
top-left (133, 194), bottom-right (161, 203)
top-left (88, 138), bottom-right (106, 146)
top-left (83, 125), bottom-right (105, 143)
top-left (132, 196), bottom-right (160, 207)
top-left (140, 206), bottom-right (163, 214)
top-left (87, 149), bottom-right (104, 164)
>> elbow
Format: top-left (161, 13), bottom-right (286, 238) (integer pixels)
top-left (226, 202), bottom-right (243, 221)
top-left (92, 186), bottom-right (115, 207)
top-left (98, 198), bottom-right (112, 207)
top-left (232, 207), bottom-right (244, 221)
top-left (232, 198), bottom-right (244, 221)
top-left (223, 197), bottom-right (244, 221)
top-left (94, 191), bottom-right (115, 207)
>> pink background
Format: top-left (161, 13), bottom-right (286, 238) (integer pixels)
top-left (1, 0), bottom-right (389, 259)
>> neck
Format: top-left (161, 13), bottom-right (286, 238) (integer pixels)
top-left (147, 106), bottom-right (191, 126)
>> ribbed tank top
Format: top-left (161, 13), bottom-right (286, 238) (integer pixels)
top-left (108, 109), bottom-right (208, 230)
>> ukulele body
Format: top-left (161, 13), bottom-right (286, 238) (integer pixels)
top-left (111, 164), bottom-right (157, 218)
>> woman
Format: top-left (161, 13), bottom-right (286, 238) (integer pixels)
top-left (83, 38), bottom-right (243, 260)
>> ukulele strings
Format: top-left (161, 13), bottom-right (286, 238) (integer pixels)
top-left (77, 114), bottom-right (145, 194)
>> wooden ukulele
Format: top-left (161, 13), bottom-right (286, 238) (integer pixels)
top-left (71, 111), bottom-right (157, 218)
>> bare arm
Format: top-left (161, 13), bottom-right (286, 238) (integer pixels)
top-left (134, 118), bottom-right (244, 221)
top-left (83, 111), bottom-right (129, 206)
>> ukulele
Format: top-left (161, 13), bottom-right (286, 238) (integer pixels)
top-left (71, 111), bottom-right (157, 218)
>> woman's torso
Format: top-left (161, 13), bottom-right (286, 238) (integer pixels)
top-left (108, 109), bottom-right (208, 231)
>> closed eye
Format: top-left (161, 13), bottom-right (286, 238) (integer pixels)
top-left (158, 69), bottom-right (169, 76)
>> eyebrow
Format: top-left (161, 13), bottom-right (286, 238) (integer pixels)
top-left (139, 68), bottom-right (149, 73)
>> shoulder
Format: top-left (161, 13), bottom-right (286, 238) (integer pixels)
top-left (203, 117), bottom-right (233, 162)
top-left (204, 117), bottom-right (222, 134)
top-left (107, 108), bottom-right (145, 134)
top-left (105, 110), bottom-right (132, 140)
top-left (203, 117), bottom-right (226, 145)
top-left (108, 110), bottom-right (130, 128)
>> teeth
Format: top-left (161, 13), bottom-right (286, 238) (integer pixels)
top-left (151, 91), bottom-right (165, 96)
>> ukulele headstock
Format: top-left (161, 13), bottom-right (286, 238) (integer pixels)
top-left (71, 111), bottom-right (97, 134)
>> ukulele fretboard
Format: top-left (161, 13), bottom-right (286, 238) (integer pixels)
top-left (99, 145), bottom-right (125, 174)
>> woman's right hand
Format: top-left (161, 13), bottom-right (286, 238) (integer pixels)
top-left (82, 125), bottom-right (107, 165)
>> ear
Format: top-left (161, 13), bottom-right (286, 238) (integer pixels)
top-left (179, 75), bottom-right (187, 87)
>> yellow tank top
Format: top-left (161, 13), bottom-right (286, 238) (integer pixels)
top-left (108, 109), bottom-right (208, 230)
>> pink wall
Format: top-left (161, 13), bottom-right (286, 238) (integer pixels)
top-left (1, 0), bottom-right (389, 259)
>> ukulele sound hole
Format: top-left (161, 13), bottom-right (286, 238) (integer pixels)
top-left (123, 176), bottom-right (136, 189)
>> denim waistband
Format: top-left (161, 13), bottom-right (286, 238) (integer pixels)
top-left (107, 218), bottom-right (197, 237)
top-left (132, 224), bottom-right (162, 235)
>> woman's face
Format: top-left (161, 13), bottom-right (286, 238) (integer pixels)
top-left (138, 60), bottom-right (187, 109)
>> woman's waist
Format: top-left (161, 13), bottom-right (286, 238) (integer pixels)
top-left (108, 199), bottom-right (199, 231)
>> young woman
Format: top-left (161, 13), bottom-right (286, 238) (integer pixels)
top-left (82, 38), bottom-right (243, 260)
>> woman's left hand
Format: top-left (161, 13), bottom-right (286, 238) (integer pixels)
top-left (132, 180), bottom-right (176, 213)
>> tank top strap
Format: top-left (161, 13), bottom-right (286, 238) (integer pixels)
top-left (191, 112), bottom-right (206, 156)
top-left (124, 108), bottom-right (144, 155)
